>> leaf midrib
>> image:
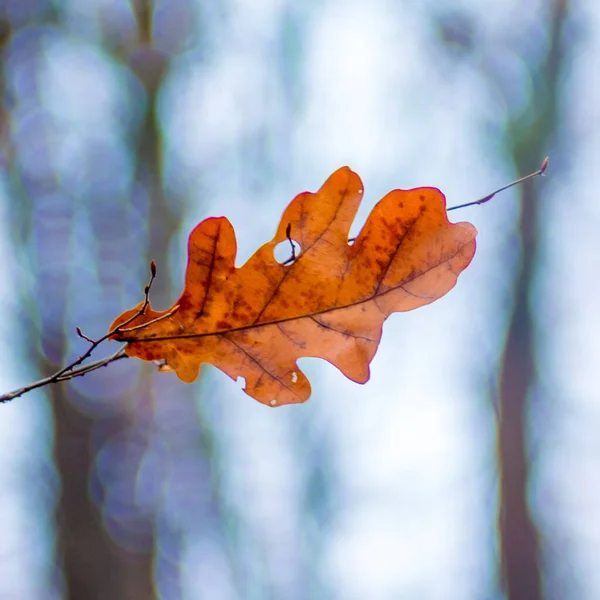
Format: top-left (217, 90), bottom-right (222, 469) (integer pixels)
top-left (121, 240), bottom-right (470, 344)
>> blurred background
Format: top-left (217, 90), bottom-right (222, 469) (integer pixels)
top-left (0, 0), bottom-right (597, 598)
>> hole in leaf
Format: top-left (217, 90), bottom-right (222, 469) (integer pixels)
top-left (274, 239), bottom-right (301, 265)
top-left (236, 376), bottom-right (246, 389)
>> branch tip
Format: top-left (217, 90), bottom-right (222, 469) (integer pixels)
top-left (447, 156), bottom-right (550, 212)
top-left (76, 326), bottom-right (94, 344)
top-left (1, 257), bottom-right (165, 403)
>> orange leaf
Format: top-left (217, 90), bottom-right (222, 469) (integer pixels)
top-left (109, 167), bottom-right (477, 406)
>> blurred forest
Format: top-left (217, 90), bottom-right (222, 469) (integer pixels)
top-left (0, 0), bottom-right (599, 599)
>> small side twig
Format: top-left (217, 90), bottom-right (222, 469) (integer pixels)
top-left (0, 260), bottom-right (160, 404)
top-left (65, 258), bottom-right (157, 375)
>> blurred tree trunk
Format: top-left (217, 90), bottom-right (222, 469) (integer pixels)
top-left (497, 174), bottom-right (543, 600)
top-left (0, 9), bottom-right (158, 600)
top-left (497, 1), bottom-right (568, 598)
top-left (47, 2), bottom-right (181, 595)
top-left (51, 382), bottom-right (156, 600)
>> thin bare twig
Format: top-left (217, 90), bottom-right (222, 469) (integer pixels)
top-left (283, 156), bottom-right (550, 254)
top-left (54, 348), bottom-right (128, 381)
top-left (447, 157), bottom-right (549, 211)
top-left (0, 261), bottom-right (159, 403)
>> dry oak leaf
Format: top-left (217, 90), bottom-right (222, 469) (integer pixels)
top-left (109, 167), bottom-right (477, 407)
